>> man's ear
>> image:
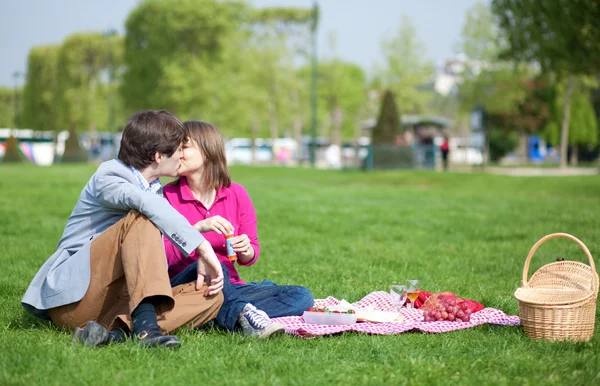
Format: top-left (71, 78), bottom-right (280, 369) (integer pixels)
top-left (153, 152), bottom-right (163, 164)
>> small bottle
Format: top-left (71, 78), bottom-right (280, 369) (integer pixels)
top-left (225, 233), bottom-right (237, 262)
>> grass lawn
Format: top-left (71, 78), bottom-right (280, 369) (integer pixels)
top-left (1, 163), bottom-right (599, 385)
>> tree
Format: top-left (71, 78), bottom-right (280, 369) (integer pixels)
top-left (2, 135), bottom-right (25, 163)
top-left (0, 88), bottom-right (17, 128)
top-left (21, 45), bottom-right (60, 131)
top-left (245, 6), bottom-right (314, 162)
top-left (55, 32), bottom-right (114, 133)
top-left (54, 32), bottom-right (116, 162)
top-left (121, 0), bottom-right (245, 116)
top-left (543, 79), bottom-right (598, 164)
top-left (199, 31), bottom-right (272, 145)
top-left (0, 87), bottom-right (24, 163)
top-left (492, 0), bottom-right (600, 168)
top-left (457, 2), bottom-right (503, 63)
top-left (315, 59), bottom-right (366, 145)
top-left (457, 2), bottom-right (545, 160)
top-left (377, 15), bottom-right (434, 114)
top-left (370, 90), bottom-right (413, 169)
top-left (372, 90), bottom-right (401, 145)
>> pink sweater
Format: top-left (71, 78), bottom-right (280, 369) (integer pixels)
top-left (163, 178), bottom-right (260, 284)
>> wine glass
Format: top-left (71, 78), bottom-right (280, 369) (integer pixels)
top-left (405, 280), bottom-right (420, 309)
top-left (389, 285), bottom-right (408, 311)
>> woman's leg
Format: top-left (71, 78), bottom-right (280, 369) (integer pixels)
top-left (233, 281), bottom-right (314, 318)
top-left (169, 261), bottom-right (248, 331)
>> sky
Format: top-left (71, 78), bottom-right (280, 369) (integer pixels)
top-left (0, 0), bottom-right (487, 87)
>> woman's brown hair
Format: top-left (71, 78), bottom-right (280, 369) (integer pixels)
top-left (183, 121), bottom-right (231, 189)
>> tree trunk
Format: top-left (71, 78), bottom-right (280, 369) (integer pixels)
top-left (517, 130), bottom-right (528, 163)
top-left (570, 145), bottom-right (578, 165)
top-left (250, 121), bottom-right (259, 164)
top-left (353, 118), bottom-right (362, 169)
top-left (268, 99), bottom-right (278, 165)
top-left (292, 117), bottom-right (303, 166)
top-left (88, 74), bottom-right (97, 133)
top-left (330, 107), bottom-right (343, 147)
top-left (329, 107), bottom-right (343, 168)
top-left (559, 74), bottom-right (574, 169)
top-left (290, 88), bottom-right (303, 166)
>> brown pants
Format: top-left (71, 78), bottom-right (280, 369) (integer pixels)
top-left (48, 211), bottom-right (223, 333)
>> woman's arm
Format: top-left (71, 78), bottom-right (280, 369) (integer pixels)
top-left (235, 185), bottom-right (260, 266)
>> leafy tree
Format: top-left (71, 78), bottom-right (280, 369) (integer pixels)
top-left (61, 126), bottom-right (89, 163)
top-left (245, 6), bottom-right (314, 162)
top-left (543, 79), bottom-right (598, 164)
top-left (54, 32), bottom-right (116, 162)
top-left (457, 2), bottom-right (503, 64)
top-left (21, 45), bottom-right (60, 131)
top-left (492, 0), bottom-right (600, 168)
top-left (0, 88), bottom-right (18, 128)
top-left (2, 135), bottom-right (25, 163)
top-left (55, 32), bottom-right (114, 133)
top-left (377, 15), bottom-right (434, 114)
top-left (487, 128), bottom-right (518, 161)
top-left (456, 3), bottom-right (529, 117)
top-left (370, 90), bottom-right (413, 168)
top-left (199, 32), bottom-right (271, 142)
top-left (315, 59), bottom-right (366, 145)
top-left (371, 90), bottom-right (401, 145)
top-left (0, 87), bottom-right (24, 163)
top-left (121, 0), bottom-right (245, 116)
top-left (457, 2), bottom-right (542, 159)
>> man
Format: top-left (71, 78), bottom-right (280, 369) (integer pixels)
top-left (22, 110), bottom-right (283, 348)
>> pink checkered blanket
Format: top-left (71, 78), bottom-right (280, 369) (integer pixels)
top-left (272, 291), bottom-right (520, 337)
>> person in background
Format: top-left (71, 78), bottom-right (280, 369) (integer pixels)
top-left (440, 136), bottom-right (450, 171)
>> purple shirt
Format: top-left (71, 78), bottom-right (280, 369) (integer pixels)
top-left (163, 178), bottom-right (260, 284)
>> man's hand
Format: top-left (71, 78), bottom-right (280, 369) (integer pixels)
top-left (194, 215), bottom-right (234, 235)
top-left (196, 241), bottom-right (224, 296)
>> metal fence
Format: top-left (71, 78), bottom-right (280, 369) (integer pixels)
top-left (343, 144), bottom-right (438, 170)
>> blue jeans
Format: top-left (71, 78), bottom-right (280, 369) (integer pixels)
top-left (170, 261), bottom-right (314, 331)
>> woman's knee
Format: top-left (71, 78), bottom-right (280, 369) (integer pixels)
top-left (293, 286), bottom-right (314, 309)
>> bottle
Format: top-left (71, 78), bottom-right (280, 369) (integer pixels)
top-left (225, 233), bottom-right (237, 262)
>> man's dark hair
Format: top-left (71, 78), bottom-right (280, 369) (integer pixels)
top-left (118, 110), bottom-right (184, 169)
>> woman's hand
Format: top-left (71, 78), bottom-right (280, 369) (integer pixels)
top-left (194, 215), bottom-right (234, 235)
top-left (232, 234), bottom-right (254, 262)
top-left (195, 240), bottom-right (224, 296)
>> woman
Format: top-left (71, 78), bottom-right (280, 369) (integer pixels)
top-left (163, 121), bottom-right (314, 318)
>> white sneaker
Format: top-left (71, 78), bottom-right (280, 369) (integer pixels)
top-left (237, 304), bottom-right (285, 338)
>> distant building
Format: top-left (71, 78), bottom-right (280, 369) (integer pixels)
top-left (433, 53), bottom-right (485, 96)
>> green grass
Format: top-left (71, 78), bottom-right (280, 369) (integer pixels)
top-left (1, 164), bottom-right (600, 385)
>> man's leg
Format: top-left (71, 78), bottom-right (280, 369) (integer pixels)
top-left (232, 281), bottom-right (314, 318)
top-left (115, 281), bottom-right (224, 333)
top-left (48, 211), bottom-right (177, 346)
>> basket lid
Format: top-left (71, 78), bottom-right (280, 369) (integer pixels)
top-left (514, 287), bottom-right (595, 305)
top-left (528, 261), bottom-right (599, 292)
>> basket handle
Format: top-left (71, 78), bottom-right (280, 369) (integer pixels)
top-left (522, 233), bottom-right (596, 289)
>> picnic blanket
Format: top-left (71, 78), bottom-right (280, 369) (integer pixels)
top-left (272, 291), bottom-right (520, 337)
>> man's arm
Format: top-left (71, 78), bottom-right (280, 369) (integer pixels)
top-left (93, 173), bottom-right (204, 256)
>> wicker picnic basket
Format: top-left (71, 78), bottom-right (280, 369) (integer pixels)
top-left (514, 233), bottom-right (598, 342)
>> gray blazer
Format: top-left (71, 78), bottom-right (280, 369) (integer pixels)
top-left (22, 159), bottom-right (205, 320)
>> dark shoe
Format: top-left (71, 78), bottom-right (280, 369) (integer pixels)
top-left (136, 325), bottom-right (180, 348)
top-left (72, 321), bottom-right (111, 347)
